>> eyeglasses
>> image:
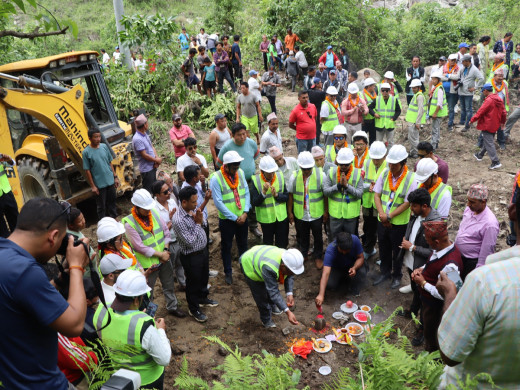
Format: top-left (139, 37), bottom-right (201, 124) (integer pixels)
top-left (334, 136), bottom-right (345, 140)
top-left (228, 162), bottom-right (240, 167)
top-left (162, 189), bottom-right (171, 195)
top-left (354, 143), bottom-right (366, 147)
top-left (381, 89), bottom-right (390, 92)
top-left (46, 201), bottom-right (71, 230)
top-left (417, 153), bottom-right (427, 158)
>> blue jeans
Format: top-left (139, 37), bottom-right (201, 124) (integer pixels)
top-left (269, 56), bottom-right (283, 70)
top-left (295, 138), bottom-right (316, 153)
top-left (459, 95), bottom-right (473, 127)
top-left (447, 92), bottom-right (459, 126)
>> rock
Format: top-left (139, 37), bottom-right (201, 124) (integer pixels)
top-left (171, 344), bottom-right (186, 356)
top-left (218, 346), bottom-right (230, 357)
top-left (282, 327), bottom-right (291, 336)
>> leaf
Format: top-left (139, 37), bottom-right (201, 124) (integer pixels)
top-left (10, 0), bottom-right (25, 13)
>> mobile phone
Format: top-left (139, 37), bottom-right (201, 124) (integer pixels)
top-left (445, 270), bottom-right (463, 291)
top-left (150, 263), bottom-right (162, 270)
top-left (146, 302), bottom-right (158, 318)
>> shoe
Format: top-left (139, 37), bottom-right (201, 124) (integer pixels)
top-left (397, 309), bottom-right (412, 319)
top-left (399, 284), bottom-right (412, 294)
top-left (391, 278), bottom-right (401, 289)
top-left (461, 126), bottom-right (470, 132)
top-left (447, 126), bottom-right (453, 132)
top-left (271, 307), bottom-right (284, 316)
top-left (499, 145), bottom-right (506, 150)
top-left (473, 153), bottom-right (483, 162)
top-left (209, 270), bottom-right (219, 278)
top-left (263, 319), bottom-right (277, 328)
top-left (178, 284), bottom-right (186, 292)
top-left (375, 259), bottom-right (381, 266)
top-left (207, 283), bottom-right (211, 290)
top-left (373, 274), bottom-right (390, 286)
top-left (489, 162), bottom-right (502, 170)
top-left (350, 289), bottom-right (361, 297)
top-left (225, 273), bottom-right (233, 285)
top-left (411, 330), bottom-right (424, 346)
top-left (169, 308), bottom-right (187, 318)
top-left (200, 298), bottom-right (219, 307)
top-left (189, 310), bottom-right (208, 323)
top-left (252, 227), bottom-right (263, 237)
top-left (315, 258), bottom-right (324, 270)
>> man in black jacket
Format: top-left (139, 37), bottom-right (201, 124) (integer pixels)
top-left (405, 56), bottom-right (425, 105)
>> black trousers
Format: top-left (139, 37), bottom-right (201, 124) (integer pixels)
top-left (421, 301), bottom-right (443, 352)
top-left (141, 168), bottom-right (157, 195)
top-left (315, 117), bottom-right (322, 144)
top-left (377, 222), bottom-right (407, 279)
top-left (262, 53), bottom-right (268, 72)
top-left (141, 372), bottom-right (164, 390)
top-left (0, 191), bottom-right (18, 238)
top-left (361, 207), bottom-right (378, 253)
top-left (180, 248), bottom-right (209, 313)
top-left (261, 219), bottom-right (289, 248)
top-left (295, 217), bottom-right (323, 259)
top-left (232, 63), bottom-right (243, 83)
top-left (408, 268), bottom-right (422, 319)
top-left (327, 264), bottom-right (367, 294)
top-left (241, 264), bottom-right (277, 325)
top-left (362, 119), bottom-right (376, 145)
top-left (266, 95), bottom-right (277, 114)
top-left (219, 218), bottom-right (249, 275)
top-left (95, 185), bottom-right (117, 219)
top-left (460, 255), bottom-right (478, 281)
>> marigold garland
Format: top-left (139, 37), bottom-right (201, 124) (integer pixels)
top-left (420, 176), bottom-right (442, 194)
top-left (516, 173), bottom-right (520, 188)
top-left (446, 63), bottom-right (457, 74)
top-left (261, 171), bottom-right (275, 186)
top-left (221, 166), bottom-right (242, 209)
top-left (364, 88), bottom-right (376, 100)
top-left (131, 206), bottom-right (153, 233)
top-left (337, 165), bottom-right (353, 184)
top-left (354, 148), bottom-right (368, 169)
top-left (105, 242), bottom-right (138, 266)
top-left (325, 96), bottom-right (339, 109)
top-left (388, 165), bottom-right (408, 193)
top-left (492, 62), bottom-right (504, 72)
top-left (491, 79), bottom-right (504, 93)
top-left (348, 94), bottom-right (360, 107)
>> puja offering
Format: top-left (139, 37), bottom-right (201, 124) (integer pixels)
top-left (332, 328), bottom-right (352, 344)
top-left (312, 338), bottom-right (332, 353)
top-left (340, 302), bottom-right (358, 313)
top-left (360, 305), bottom-right (371, 312)
top-left (346, 322), bottom-right (364, 336)
top-left (319, 366), bottom-right (332, 376)
top-left (353, 310), bottom-right (371, 323)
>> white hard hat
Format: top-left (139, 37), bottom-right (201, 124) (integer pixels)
top-left (113, 269), bottom-right (151, 297)
top-left (352, 130), bottom-right (368, 143)
top-left (414, 158), bottom-right (439, 183)
top-left (281, 248), bottom-right (304, 275)
top-left (364, 77), bottom-right (376, 87)
top-left (431, 70), bottom-right (443, 79)
top-left (380, 83), bottom-right (391, 90)
top-left (386, 145), bottom-right (409, 164)
top-left (131, 189), bottom-right (155, 210)
top-left (297, 151), bottom-right (315, 169)
top-left (410, 79), bottom-right (422, 88)
top-left (332, 125), bottom-right (347, 135)
top-left (223, 150), bottom-right (244, 164)
top-left (97, 217), bottom-right (125, 243)
top-left (259, 155), bottom-right (278, 173)
top-left (347, 83), bottom-right (359, 94)
top-left (336, 147), bottom-right (354, 164)
top-left (325, 86), bottom-right (338, 95)
top-left (99, 253), bottom-right (133, 275)
top-left (448, 53), bottom-right (457, 60)
top-left (369, 141), bottom-right (387, 159)
top-left (384, 71), bottom-right (394, 79)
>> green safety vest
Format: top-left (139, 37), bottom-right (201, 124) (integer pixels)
top-left (93, 306), bottom-right (164, 385)
top-left (212, 168), bottom-right (247, 219)
top-left (325, 144), bottom-right (352, 164)
top-left (240, 245), bottom-right (285, 282)
top-left (321, 100), bottom-right (340, 134)
top-left (362, 159), bottom-right (387, 209)
top-left (379, 169), bottom-right (415, 225)
top-left (122, 209), bottom-right (165, 269)
top-left (492, 80), bottom-right (510, 112)
top-left (429, 182), bottom-right (452, 210)
top-left (253, 171), bottom-right (287, 224)
top-left (428, 85), bottom-right (448, 117)
top-left (374, 95), bottom-right (399, 129)
top-left (405, 92), bottom-right (427, 124)
top-left (487, 63), bottom-right (509, 82)
top-left (327, 166), bottom-right (362, 219)
top-left (292, 167), bottom-right (324, 219)
top-left (0, 164), bottom-right (12, 196)
top-left (363, 90), bottom-right (377, 120)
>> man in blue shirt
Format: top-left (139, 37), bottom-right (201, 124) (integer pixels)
top-left (315, 232), bottom-right (366, 306)
top-left (179, 27), bottom-right (189, 53)
top-left (231, 34), bottom-right (243, 83)
top-left (132, 114), bottom-right (162, 194)
top-left (0, 198), bottom-right (90, 389)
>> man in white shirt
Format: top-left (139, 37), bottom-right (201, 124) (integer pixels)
top-left (99, 253), bottom-right (133, 305)
top-left (101, 49), bottom-right (110, 65)
top-left (112, 46), bottom-right (121, 65)
top-left (176, 137), bottom-right (209, 183)
top-left (294, 45), bottom-right (308, 76)
top-left (134, 53), bottom-right (147, 72)
top-left (248, 69), bottom-right (262, 101)
top-left (269, 145), bottom-right (299, 184)
top-left (197, 28), bottom-right (209, 47)
top-left (260, 113), bottom-right (283, 154)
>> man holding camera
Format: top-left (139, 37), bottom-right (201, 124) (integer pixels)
top-left (0, 198), bottom-right (90, 389)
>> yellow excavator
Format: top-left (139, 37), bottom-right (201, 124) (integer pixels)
top-left (0, 51), bottom-right (139, 207)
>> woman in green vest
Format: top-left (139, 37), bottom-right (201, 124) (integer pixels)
top-left (251, 156), bottom-right (289, 248)
top-left (405, 79), bottom-right (427, 158)
top-left (429, 71), bottom-right (448, 150)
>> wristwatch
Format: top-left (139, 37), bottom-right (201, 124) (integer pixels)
top-left (408, 245), bottom-right (415, 253)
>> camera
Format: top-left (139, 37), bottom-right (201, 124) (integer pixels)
top-left (56, 233), bottom-right (82, 256)
top-left (454, 81), bottom-right (463, 91)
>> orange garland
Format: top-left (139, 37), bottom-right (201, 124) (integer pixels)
top-left (131, 206), bottom-right (153, 233)
top-left (337, 165), bottom-right (353, 184)
top-left (325, 96), bottom-right (339, 109)
top-left (104, 242), bottom-right (138, 266)
top-left (388, 165), bottom-right (408, 193)
top-left (261, 171), bottom-right (275, 186)
top-left (491, 79), bottom-right (504, 93)
top-left (420, 176), bottom-right (442, 194)
top-left (364, 88), bottom-right (376, 100)
top-left (220, 165), bottom-right (239, 189)
top-left (492, 62), bottom-right (504, 72)
top-left (446, 63), bottom-right (456, 74)
top-left (348, 94), bottom-right (360, 107)
top-left (354, 148), bottom-right (368, 169)
top-left (516, 173), bottom-right (520, 188)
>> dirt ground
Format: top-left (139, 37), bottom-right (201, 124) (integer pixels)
top-left (80, 81), bottom-right (520, 388)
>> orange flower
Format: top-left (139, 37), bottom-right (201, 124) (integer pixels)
top-left (337, 165), bottom-right (353, 184)
top-left (260, 171), bottom-right (275, 186)
top-left (420, 176), bottom-right (442, 194)
top-left (388, 165), bottom-right (408, 193)
top-left (325, 96), bottom-right (339, 109)
top-left (492, 61), bottom-right (504, 72)
top-left (491, 79), bottom-right (504, 93)
top-left (220, 165), bottom-right (239, 189)
top-left (517, 174), bottom-right (520, 189)
top-left (446, 63), bottom-right (456, 74)
top-left (131, 206), bottom-right (153, 233)
top-left (354, 148), bottom-right (368, 169)
top-left (364, 88), bottom-right (376, 100)
top-left (105, 242), bottom-right (138, 266)
top-left (348, 94), bottom-right (359, 107)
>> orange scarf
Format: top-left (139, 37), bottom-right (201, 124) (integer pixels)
top-left (364, 88), bottom-right (376, 100)
top-left (131, 206), bottom-right (153, 233)
top-left (446, 63), bottom-right (456, 74)
top-left (354, 148), bottom-right (368, 169)
top-left (388, 166), bottom-right (408, 193)
top-left (104, 242), bottom-right (138, 266)
top-left (430, 82), bottom-right (442, 98)
top-left (261, 171), bottom-right (275, 186)
top-left (492, 62), bottom-right (504, 72)
top-left (348, 94), bottom-right (360, 107)
top-left (221, 166), bottom-right (242, 209)
top-left (337, 165), bottom-right (353, 184)
top-left (491, 79), bottom-right (504, 93)
top-left (326, 96), bottom-right (339, 109)
top-left (420, 176), bottom-right (442, 194)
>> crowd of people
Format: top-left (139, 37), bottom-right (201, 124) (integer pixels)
top-left (1, 27), bottom-right (520, 390)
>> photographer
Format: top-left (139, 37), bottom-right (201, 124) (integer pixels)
top-left (0, 198), bottom-right (90, 389)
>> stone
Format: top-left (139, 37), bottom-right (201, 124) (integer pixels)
top-left (218, 346), bottom-right (230, 357)
top-left (282, 327), bottom-right (291, 336)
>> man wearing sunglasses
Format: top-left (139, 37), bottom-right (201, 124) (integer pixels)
top-left (325, 125), bottom-right (349, 164)
top-left (176, 137), bottom-right (209, 184)
top-left (289, 91), bottom-right (317, 153)
top-left (368, 82), bottom-right (402, 149)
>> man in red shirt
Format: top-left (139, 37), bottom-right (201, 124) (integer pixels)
top-left (289, 91), bottom-right (317, 153)
top-left (169, 114), bottom-right (195, 159)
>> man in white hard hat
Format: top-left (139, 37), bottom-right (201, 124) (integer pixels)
top-left (378, 71), bottom-right (403, 96)
top-left (404, 79), bottom-right (426, 158)
top-left (362, 77), bottom-right (378, 144)
top-left (240, 245), bottom-right (304, 328)
top-left (320, 86), bottom-right (344, 146)
top-left (368, 82), bottom-right (402, 149)
top-left (373, 145), bottom-right (417, 289)
top-left (361, 141), bottom-right (387, 259)
top-left (325, 125), bottom-right (349, 164)
top-left (288, 151), bottom-right (328, 269)
top-left (414, 158), bottom-right (452, 218)
top-left (429, 70), bottom-right (448, 150)
top-left (251, 156), bottom-right (289, 248)
top-left (99, 253), bottom-right (133, 305)
top-left (210, 150), bottom-right (250, 285)
top-left (93, 270), bottom-right (171, 389)
top-left (341, 83), bottom-right (369, 144)
top-left (260, 113), bottom-right (283, 154)
top-left (311, 145), bottom-right (335, 175)
top-left (443, 54), bottom-right (461, 132)
top-left (269, 146), bottom-right (299, 184)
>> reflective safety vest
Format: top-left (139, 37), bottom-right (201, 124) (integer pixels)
top-left (122, 209), bottom-right (165, 269)
top-left (362, 159), bottom-right (387, 209)
top-left (487, 63), bottom-right (509, 82)
top-left (492, 80), bottom-right (510, 112)
top-left (327, 167), bottom-right (362, 219)
top-left (253, 171), bottom-right (287, 224)
top-left (93, 306), bottom-right (164, 385)
top-left (374, 95), bottom-right (399, 129)
top-left (379, 169), bottom-right (415, 225)
top-left (325, 144), bottom-right (352, 164)
top-left (0, 164), bottom-right (12, 196)
top-left (240, 245), bottom-right (285, 282)
top-left (292, 167), bottom-right (324, 219)
top-left (428, 85), bottom-right (448, 117)
top-left (363, 90), bottom-right (377, 120)
top-left (405, 92), bottom-right (427, 124)
top-left (212, 168), bottom-right (248, 219)
top-left (321, 100), bottom-right (340, 134)
top-left (430, 182), bottom-right (452, 211)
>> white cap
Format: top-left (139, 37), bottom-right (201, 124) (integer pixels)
top-left (448, 53), bottom-right (457, 60)
top-left (386, 145), bottom-right (408, 164)
top-left (114, 269), bottom-right (151, 297)
top-left (281, 248), bottom-right (304, 275)
top-left (131, 189), bottom-right (155, 210)
top-left (347, 83), bottom-right (359, 94)
top-left (336, 148), bottom-right (354, 164)
top-left (259, 155), bottom-right (278, 173)
top-left (99, 253), bottom-right (133, 275)
top-left (414, 158), bottom-right (439, 183)
top-left (223, 150), bottom-right (244, 164)
top-left (332, 125), bottom-right (347, 135)
top-left (352, 130), bottom-right (368, 143)
top-left (380, 83), bottom-right (391, 90)
top-left (369, 141), bottom-right (387, 159)
top-left (97, 217), bottom-right (125, 243)
top-left (364, 77), bottom-right (376, 87)
top-left (297, 151), bottom-right (315, 169)
top-left (311, 145), bottom-right (324, 157)
top-left (325, 86), bottom-right (338, 95)
top-left (410, 79), bottom-right (422, 88)
top-left (431, 70), bottom-right (443, 79)
top-left (384, 71), bottom-right (394, 79)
